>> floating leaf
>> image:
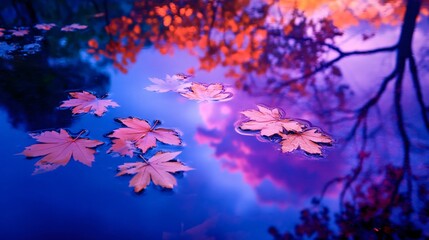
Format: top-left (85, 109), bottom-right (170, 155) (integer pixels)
top-left (107, 118), bottom-right (181, 156)
top-left (180, 83), bottom-right (233, 102)
top-left (117, 151), bottom-right (192, 192)
top-left (61, 23), bottom-right (88, 32)
top-left (59, 91), bottom-right (119, 116)
top-left (145, 74), bottom-right (192, 93)
top-left (20, 129), bottom-right (103, 174)
top-left (34, 23), bottom-right (56, 31)
top-left (10, 29), bottom-right (29, 37)
top-left (279, 129), bottom-right (333, 155)
top-left (239, 105), bottom-right (304, 136)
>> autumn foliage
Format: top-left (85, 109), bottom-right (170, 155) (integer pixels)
top-left (87, 0), bottom-right (429, 96)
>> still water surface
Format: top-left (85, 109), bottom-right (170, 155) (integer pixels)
top-left (1, 1), bottom-right (428, 239)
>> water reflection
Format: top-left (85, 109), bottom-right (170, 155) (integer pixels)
top-left (195, 97), bottom-right (347, 207)
top-left (0, 51), bottom-right (109, 130)
top-left (1, 0), bottom-right (428, 239)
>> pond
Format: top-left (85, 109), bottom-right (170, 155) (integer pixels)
top-left (1, 0), bottom-right (428, 239)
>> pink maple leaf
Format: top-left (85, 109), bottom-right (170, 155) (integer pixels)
top-left (60, 91), bottom-right (119, 116)
top-left (11, 29), bottom-right (29, 37)
top-left (61, 23), bottom-right (88, 32)
top-left (107, 118), bottom-right (182, 157)
top-left (20, 129), bottom-right (103, 174)
top-left (239, 105), bottom-right (304, 136)
top-left (180, 83), bottom-right (233, 102)
top-left (117, 151), bottom-right (192, 192)
top-left (279, 129), bottom-right (333, 155)
top-left (34, 23), bottom-right (56, 31)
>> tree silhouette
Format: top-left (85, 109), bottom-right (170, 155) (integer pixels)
top-left (267, 0), bottom-right (429, 238)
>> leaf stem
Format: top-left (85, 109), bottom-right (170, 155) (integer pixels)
top-left (150, 120), bottom-right (160, 131)
top-left (73, 130), bottom-right (87, 141)
top-left (138, 154), bottom-right (150, 164)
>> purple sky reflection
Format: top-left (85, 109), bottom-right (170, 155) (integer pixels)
top-left (194, 94), bottom-right (348, 208)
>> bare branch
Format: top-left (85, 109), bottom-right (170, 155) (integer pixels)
top-left (277, 44), bottom-right (398, 87)
top-left (409, 54), bottom-right (429, 132)
top-left (345, 69), bottom-right (397, 140)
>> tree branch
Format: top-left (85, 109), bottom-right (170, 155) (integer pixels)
top-left (277, 44), bottom-right (398, 87)
top-left (346, 69), bottom-right (397, 140)
top-left (409, 54), bottom-right (429, 132)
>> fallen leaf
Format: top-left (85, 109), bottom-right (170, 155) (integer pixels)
top-left (10, 29), bottom-right (29, 37)
top-left (239, 105), bottom-right (303, 136)
top-left (180, 83), bottom-right (233, 102)
top-left (21, 129), bottom-right (103, 174)
top-left (61, 23), bottom-right (88, 32)
top-left (108, 139), bottom-right (136, 157)
top-left (34, 23), bottom-right (56, 30)
top-left (107, 118), bottom-right (181, 156)
top-left (279, 129), bottom-right (333, 155)
top-left (117, 151), bottom-right (192, 192)
top-left (60, 91), bottom-right (119, 116)
top-left (145, 74), bottom-right (192, 93)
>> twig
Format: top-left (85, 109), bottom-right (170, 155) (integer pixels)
top-left (277, 45), bottom-right (398, 87)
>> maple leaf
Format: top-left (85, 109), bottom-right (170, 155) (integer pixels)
top-left (239, 105), bottom-right (304, 136)
top-left (59, 91), bottom-right (119, 116)
top-left (145, 74), bottom-right (192, 93)
top-left (117, 151), bottom-right (192, 192)
top-left (279, 129), bottom-right (333, 155)
top-left (61, 23), bottom-right (88, 32)
top-left (20, 129), bottom-right (103, 174)
top-left (180, 83), bottom-right (233, 102)
top-left (107, 118), bottom-right (181, 156)
top-left (34, 23), bottom-right (56, 31)
top-left (10, 29), bottom-right (29, 37)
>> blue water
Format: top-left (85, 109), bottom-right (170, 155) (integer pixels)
top-left (1, 1), bottom-right (429, 239)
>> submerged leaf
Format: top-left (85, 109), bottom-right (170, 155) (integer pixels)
top-left (60, 91), bottom-right (119, 116)
top-left (239, 105), bottom-right (303, 136)
top-left (145, 74), bottom-right (192, 93)
top-left (279, 129), bottom-right (333, 155)
top-left (117, 151), bottom-right (192, 192)
top-left (20, 129), bottom-right (103, 174)
top-left (107, 118), bottom-right (181, 156)
top-left (180, 83), bottom-right (233, 102)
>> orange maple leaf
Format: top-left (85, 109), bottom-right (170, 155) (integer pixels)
top-left (117, 151), bottom-right (192, 192)
top-left (180, 83), bottom-right (233, 102)
top-left (279, 129), bottom-right (333, 155)
top-left (239, 105), bottom-right (304, 136)
top-left (21, 129), bottom-right (103, 174)
top-left (107, 118), bottom-right (182, 157)
top-left (60, 91), bottom-right (119, 116)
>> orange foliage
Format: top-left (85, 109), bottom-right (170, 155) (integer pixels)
top-left (87, 0), bottom-right (428, 89)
